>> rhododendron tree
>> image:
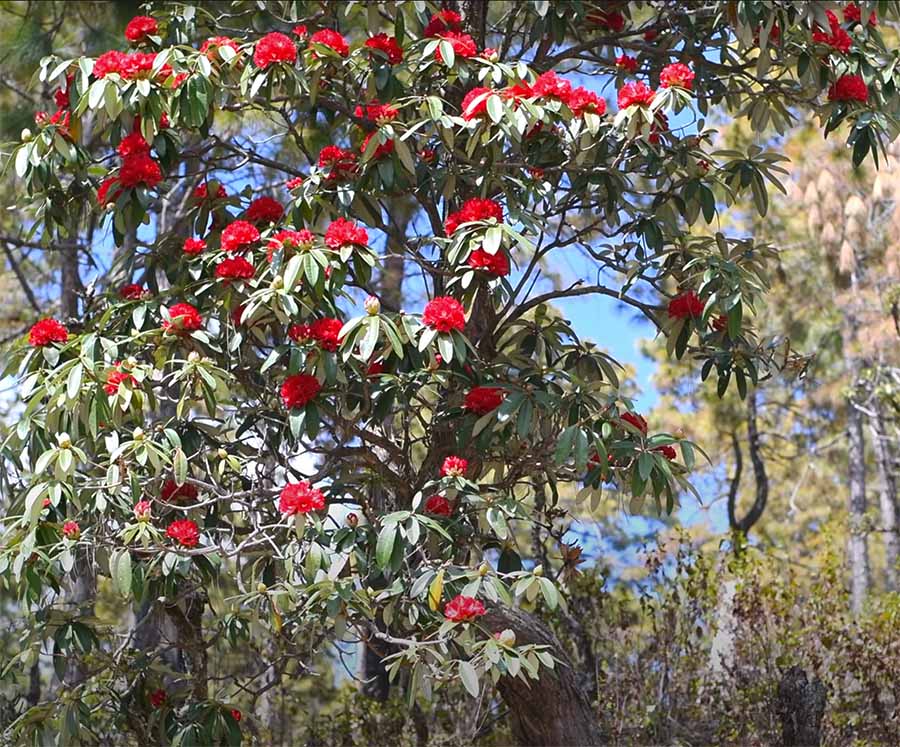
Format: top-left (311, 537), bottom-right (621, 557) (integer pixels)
top-left (2, 2), bottom-right (899, 746)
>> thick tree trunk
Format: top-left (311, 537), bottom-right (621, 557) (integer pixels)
top-left (871, 407), bottom-right (900, 590)
top-left (777, 666), bottom-right (826, 747)
top-left (482, 605), bottom-right (602, 747)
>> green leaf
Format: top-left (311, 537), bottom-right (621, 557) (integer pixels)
top-left (459, 660), bottom-right (479, 697)
top-left (173, 448), bottom-right (188, 486)
top-left (66, 363), bottom-right (83, 401)
top-left (486, 94), bottom-right (503, 124)
top-left (375, 524), bottom-right (397, 570)
top-left (113, 550), bottom-right (132, 597)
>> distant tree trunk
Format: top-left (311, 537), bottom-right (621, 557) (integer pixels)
top-left (776, 666), bottom-right (826, 747)
top-left (728, 388), bottom-right (769, 534)
top-left (63, 547), bottom-right (95, 687)
top-left (482, 605), bottom-right (602, 747)
top-left (847, 383), bottom-right (870, 615)
top-left (871, 406), bottom-right (900, 590)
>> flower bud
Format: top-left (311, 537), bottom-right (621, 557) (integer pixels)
top-left (132, 427), bottom-right (145, 441)
top-left (495, 628), bottom-right (516, 646)
top-left (217, 448), bottom-right (228, 459)
top-left (256, 582), bottom-right (267, 593)
top-left (482, 47), bottom-right (499, 62)
top-left (478, 562), bottom-right (490, 577)
top-left (134, 500), bottom-right (152, 522)
top-left (21, 128), bottom-right (33, 141)
top-left (271, 276), bottom-right (284, 290)
top-left (364, 295), bottom-right (381, 316)
top-left (533, 564), bottom-right (544, 577)
top-left (347, 512), bottom-right (359, 527)
top-left (125, 356), bottom-right (139, 369)
top-left (62, 520), bottom-right (80, 540)
top-left (674, 427), bottom-right (687, 440)
top-left (187, 351), bottom-right (201, 363)
top-left (56, 432), bottom-right (72, 449)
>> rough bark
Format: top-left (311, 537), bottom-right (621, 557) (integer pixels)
top-left (482, 605), bottom-right (602, 747)
top-left (871, 406), bottom-right (900, 590)
top-left (776, 666), bottom-right (826, 747)
top-left (847, 383), bottom-right (870, 615)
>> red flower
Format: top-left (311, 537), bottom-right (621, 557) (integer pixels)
top-left (367, 359), bottom-right (385, 376)
top-left (667, 291), bottom-right (705, 319)
top-left (120, 283), bottom-right (145, 300)
top-left (354, 101), bottom-right (399, 122)
top-left (310, 29), bottom-right (349, 58)
top-left (149, 689), bottom-right (167, 709)
top-left (97, 177), bottom-right (119, 205)
top-left (812, 11), bottom-right (852, 53)
top-left (654, 445), bottom-right (677, 460)
top-left (425, 495), bottom-right (453, 516)
top-left (567, 87), bottom-right (605, 117)
top-left (118, 52), bottom-right (173, 81)
top-left (481, 47), bottom-right (499, 61)
top-left (288, 323), bottom-right (312, 343)
top-left (648, 110), bottom-right (669, 144)
top-left (533, 71), bottom-right (573, 101)
top-left (230, 709), bottom-right (242, 722)
top-left (444, 594), bottom-right (486, 622)
top-left (617, 81), bottom-right (655, 109)
top-left (166, 518), bottom-right (200, 548)
top-left (309, 317), bottom-right (343, 351)
top-left (468, 248), bottom-right (510, 276)
top-left (125, 15), bottom-right (158, 43)
top-left (444, 197), bottom-right (503, 235)
top-left (245, 196), bottom-right (284, 224)
top-left (660, 63), bottom-right (694, 90)
top-left (134, 501), bottom-right (152, 521)
top-left (215, 256), bottom-right (255, 282)
top-left (318, 145), bottom-right (358, 180)
top-left (461, 87), bottom-right (494, 121)
top-left (502, 80), bottom-right (535, 104)
top-left (325, 218), bottom-right (368, 249)
top-left (281, 373), bottom-right (321, 409)
top-left (424, 9), bottom-right (463, 37)
top-left (436, 31), bottom-right (477, 63)
top-left (616, 54), bottom-right (638, 73)
top-left (118, 153), bottom-right (163, 189)
top-left (365, 33), bottom-right (403, 64)
top-left (292, 25), bottom-right (308, 41)
top-left (62, 520), bottom-right (80, 539)
top-left (161, 479), bottom-right (199, 503)
top-left (267, 229), bottom-right (314, 261)
top-left (28, 318), bottom-right (69, 347)
top-left (221, 220), bottom-right (261, 252)
top-left (278, 480), bottom-right (326, 515)
top-left (105, 365), bottom-right (137, 395)
top-left (441, 456), bottom-right (468, 477)
top-left (464, 386), bottom-right (504, 414)
top-left (254, 32), bottom-right (297, 69)
top-left (200, 36), bottom-right (239, 59)
top-left (620, 411), bottom-right (648, 435)
top-left (828, 74), bottom-right (869, 103)
top-left (360, 132), bottom-right (394, 159)
top-left (423, 296), bottom-right (466, 333)
top-left (183, 237), bottom-right (206, 255)
top-left (193, 182), bottom-right (227, 200)
top-left (163, 302), bottom-right (202, 332)
top-left (93, 50), bottom-right (127, 78)
top-left (117, 132), bottom-right (150, 158)
top-left (286, 176), bottom-right (304, 190)
top-left (587, 9), bottom-right (626, 32)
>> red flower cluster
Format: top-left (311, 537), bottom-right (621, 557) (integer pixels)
top-left (567, 88), bottom-right (605, 116)
top-left (365, 33), bottom-right (403, 64)
top-left (281, 373), bottom-right (321, 409)
top-left (231, 709), bottom-right (242, 722)
top-left (367, 359), bottom-right (385, 377)
top-left (616, 54), bottom-right (638, 73)
top-left (667, 290), bottom-right (705, 319)
top-left (354, 101), bottom-right (399, 122)
top-left (93, 50), bottom-right (173, 81)
top-left (267, 229), bottom-right (314, 261)
top-left (618, 81), bottom-right (655, 109)
top-left (468, 248), bottom-right (510, 276)
top-left (812, 10), bottom-right (852, 53)
top-left (28, 318), bottom-right (69, 347)
top-left (117, 132), bottom-right (150, 158)
top-left (424, 9), bottom-right (463, 37)
top-left (464, 386), bottom-right (504, 414)
top-left (828, 74), bottom-right (869, 103)
top-left (183, 237), bottom-right (206, 255)
top-left (325, 218), bottom-right (368, 249)
top-left (844, 2), bottom-right (877, 25)
top-left (587, 9), bottom-right (626, 32)
top-left (293, 25), bottom-right (308, 40)
top-left (318, 145), bottom-right (358, 180)
top-left (245, 196), bottom-right (284, 224)
top-left (62, 521), bottom-right (80, 539)
top-left (290, 317), bottom-right (344, 351)
top-left (620, 411), bottom-right (648, 434)
top-left (125, 15), bottom-right (158, 43)
top-left (254, 32), bottom-right (297, 68)
top-left (423, 296), bottom-right (466, 332)
top-left (660, 63), bottom-right (694, 90)
top-left (278, 480), bottom-right (326, 515)
top-left (161, 479), bottom-right (199, 503)
top-left (444, 594), bottom-right (486, 622)
top-left (286, 176), bottom-right (304, 190)
top-left (310, 29), bottom-right (349, 58)
top-left (215, 256), bottom-right (255, 282)
top-left (425, 495), bottom-right (453, 516)
top-left (444, 197), bottom-right (503, 235)
top-left (163, 302), bottom-right (202, 332)
top-left (166, 518), bottom-right (200, 547)
top-left (118, 152), bottom-right (163, 188)
top-left (120, 283), bottom-right (145, 300)
top-left (193, 182), bottom-right (226, 200)
top-left (441, 456), bottom-right (468, 477)
top-left (436, 31), bottom-right (477, 63)
top-left (360, 132), bottom-right (394, 159)
top-left (105, 364), bottom-right (137, 395)
top-left (200, 36), bottom-right (240, 59)
top-left (149, 689), bottom-right (167, 709)
top-left (221, 220), bottom-right (260, 252)
top-left (654, 445), bottom-right (677, 460)
top-left (461, 87), bottom-right (494, 120)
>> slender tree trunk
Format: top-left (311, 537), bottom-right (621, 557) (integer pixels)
top-left (777, 666), bottom-right (826, 747)
top-left (871, 406), bottom-right (900, 590)
top-left (63, 547), bottom-right (95, 687)
top-left (847, 380), bottom-right (870, 615)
